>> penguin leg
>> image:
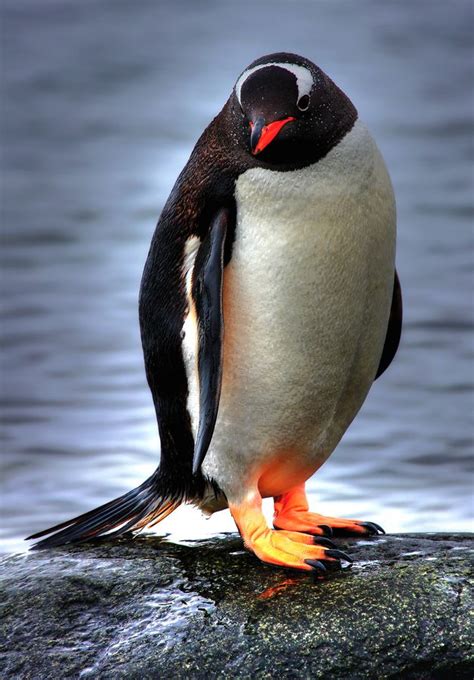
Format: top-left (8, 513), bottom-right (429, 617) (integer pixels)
top-left (229, 490), bottom-right (351, 572)
top-left (273, 484), bottom-right (385, 536)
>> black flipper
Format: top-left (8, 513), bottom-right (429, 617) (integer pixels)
top-left (375, 269), bottom-right (402, 380)
top-left (26, 469), bottom-right (181, 549)
top-left (191, 208), bottom-right (228, 474)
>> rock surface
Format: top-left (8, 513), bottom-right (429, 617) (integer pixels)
top-left (1, 533), bottom-right (473, 679)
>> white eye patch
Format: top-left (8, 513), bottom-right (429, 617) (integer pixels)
top-left (235, 62), bottom-right (313, 105)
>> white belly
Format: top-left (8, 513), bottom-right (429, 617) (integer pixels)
top-left (194, 121), bottom-right (396, 503)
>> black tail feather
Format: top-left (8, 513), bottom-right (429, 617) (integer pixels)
top-left (26, 470), bottom-right (182, 549)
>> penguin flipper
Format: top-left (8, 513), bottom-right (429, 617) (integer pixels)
top-left (375, 269), bottom-right (402, 380)
top-left (191, 208), bottom-right (228, 474)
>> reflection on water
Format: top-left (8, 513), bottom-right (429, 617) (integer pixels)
top-left (1, 0), bottom-right (473, 553)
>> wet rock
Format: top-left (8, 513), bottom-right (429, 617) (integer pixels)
top-left (1, 533), bottom-right (473, 679)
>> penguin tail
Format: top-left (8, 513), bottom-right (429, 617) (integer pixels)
top-left (26, 469), bottom-right (182, 550)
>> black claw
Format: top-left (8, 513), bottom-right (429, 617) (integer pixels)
top-left (319, 558), bottom-right (344, 572)
top-left (325, 549), bottom-right (353, 564)
top-left (305, 559), bottom-right (327, 572)
top-left (313, 536), bottom-right (338, 549)
top-left (330, 527), bottom-right (356, 537)
top-left (358, 521), bottom-right (385, 535)
top-left (338, 560), bottom-right (353, 571)
top-left (317, 524), bottom-right (333, 537)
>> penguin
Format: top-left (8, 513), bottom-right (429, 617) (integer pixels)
top-left (28, 53), bottom-right (402, 573)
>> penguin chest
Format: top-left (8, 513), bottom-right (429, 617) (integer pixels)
top-left (199, 122), bottom-right (396, 497)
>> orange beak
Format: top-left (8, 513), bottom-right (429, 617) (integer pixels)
top-left (250, 116), bottom-right (296, 155)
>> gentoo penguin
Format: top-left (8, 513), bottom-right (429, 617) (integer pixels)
top-left (28, 53), bottom-right (402, 573)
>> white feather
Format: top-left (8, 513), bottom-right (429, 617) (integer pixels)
top-left (182, 236), bottom-right (201, 441)
top-left (235, 62), bottom-right (313, 105)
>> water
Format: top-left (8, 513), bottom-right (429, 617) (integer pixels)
top-left (1, 0), bottom-right (473, 554)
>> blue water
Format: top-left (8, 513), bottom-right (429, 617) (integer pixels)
top-left (1, 0), bottom-right (473, 553)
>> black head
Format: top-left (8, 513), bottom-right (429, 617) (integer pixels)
top-left (230, 52), bottom-right (357, 169)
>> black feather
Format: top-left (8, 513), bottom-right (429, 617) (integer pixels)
top-left (26, 469), bottom-right (181, 549)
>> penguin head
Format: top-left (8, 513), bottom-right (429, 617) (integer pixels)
top-left (231, 53), bottom-right (357, 167)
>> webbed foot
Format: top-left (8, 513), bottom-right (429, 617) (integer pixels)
top-left (229, 491), bottom-right (353, 573)
top-left (273, 485), bottom-right (385, 537)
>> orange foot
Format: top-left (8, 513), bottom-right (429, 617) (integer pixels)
top-left (229, 491), bottom-right (352, 573)
top-left (273, 485), bottom-right (385, 537)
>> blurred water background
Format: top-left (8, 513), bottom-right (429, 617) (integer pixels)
top-left (1, 0), bottom-right (473, 554)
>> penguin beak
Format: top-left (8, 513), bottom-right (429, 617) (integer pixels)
top-left (250, 116), bottom-right (296, 155)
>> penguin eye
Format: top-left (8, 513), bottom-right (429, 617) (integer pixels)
top-left (297, 94), bottom-right (310, 111)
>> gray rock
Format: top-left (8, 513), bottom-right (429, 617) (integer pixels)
top-left (1, 533), bottom-right (473, 679)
